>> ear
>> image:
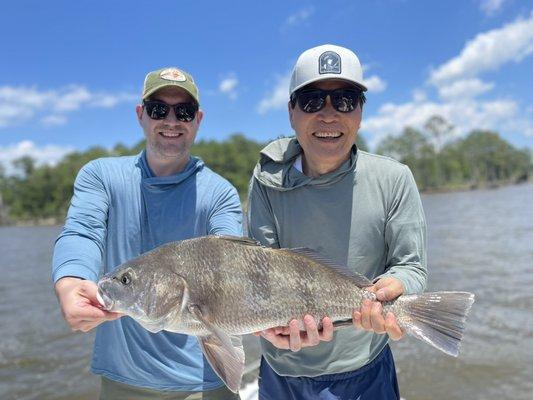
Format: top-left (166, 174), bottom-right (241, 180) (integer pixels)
top-left (195, 109), bottom-right (204, 125)
top-left (288, 101), bottom-right (295, 129)
top-left (135, 104), bottom-right (144, 123)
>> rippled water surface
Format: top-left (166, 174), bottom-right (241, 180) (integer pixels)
top-left (1, 183), bottom-right (532, 399)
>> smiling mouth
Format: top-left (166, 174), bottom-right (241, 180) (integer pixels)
top-left (158, 131), bottom-right (183, 138)
top-left (313, 132), bottom-right (342, 139)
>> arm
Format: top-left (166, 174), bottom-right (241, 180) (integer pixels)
top-left (353, 165), bottom-right (427, 339)
top-left (52, 162), bottom-right (121, 332)
top-left (207, 182), bottom-right (243, 237)
top-left (247, 177), bottom-right (333, 351)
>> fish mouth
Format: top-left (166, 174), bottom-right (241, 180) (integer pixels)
top-left (96, 279), bottom-right (115, 311)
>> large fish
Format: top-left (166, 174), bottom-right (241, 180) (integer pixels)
top-left (97, 235), bottom-right (474, 393)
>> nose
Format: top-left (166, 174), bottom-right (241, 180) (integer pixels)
top-left (317, 95), bottom-right (338, 122)
top-left (163, 109), bottom-right (180, 125)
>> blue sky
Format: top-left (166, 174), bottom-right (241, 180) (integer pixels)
top-left (1, 0), bottom-right (532, 169)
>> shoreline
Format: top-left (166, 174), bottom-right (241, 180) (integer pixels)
top-left (1, 180), bottom-right (532, 227)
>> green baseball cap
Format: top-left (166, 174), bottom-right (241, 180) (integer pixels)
top-left (142, 67), bottom-right (200, 104)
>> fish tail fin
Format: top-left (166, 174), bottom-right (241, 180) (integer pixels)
top-left (395, 291), bottom-right (475, 357)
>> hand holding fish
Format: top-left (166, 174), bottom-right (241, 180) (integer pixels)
top-left (55, 277), bottom-right (122, 332)
top-left (254, 315), bottom-right (334, 352)
top-left (352, 277), bottom-right (405, 341)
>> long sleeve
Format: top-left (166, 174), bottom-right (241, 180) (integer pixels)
top-left (379, 165), bottom-right (427, 295)
top-left (52, 161), bottom-right (109, 283)
top-left (207, 182), bottom-right (243, 237)
top-left (246, 177), bottom-right (279, 248)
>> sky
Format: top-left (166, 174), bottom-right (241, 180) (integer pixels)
top-left (0, 0), bottom-right (532, 171)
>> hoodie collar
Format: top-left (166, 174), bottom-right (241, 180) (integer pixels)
top-left (137, 150), bottom-right (204, 186)
top-left (254, 137), bottom-right (358, 191)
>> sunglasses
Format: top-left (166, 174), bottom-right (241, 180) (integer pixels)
top-left (143, 100), bottom-right (198, 122)
top-left (290, 88), bottom-right (366, 113)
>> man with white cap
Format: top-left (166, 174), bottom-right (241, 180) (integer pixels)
top-left (53, 67), bottom-right (242, 399)
top-left (248, 45), bottom-right (427, 399)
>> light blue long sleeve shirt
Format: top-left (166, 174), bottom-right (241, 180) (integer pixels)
top-left (52, 151), bottom-right (242, 391)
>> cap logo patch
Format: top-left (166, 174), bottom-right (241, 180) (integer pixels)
top-left (160, 68), bottom-right (186, 82)
top-left (319, 51), bottom-right (341, 74)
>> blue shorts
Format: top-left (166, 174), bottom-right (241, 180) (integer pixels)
top-left (258, 345), bottom-right (400, 400)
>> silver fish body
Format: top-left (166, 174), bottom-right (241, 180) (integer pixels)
top-left (97, 235), bottom-right (474, 393)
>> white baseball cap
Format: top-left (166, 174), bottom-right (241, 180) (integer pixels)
top-left (289, 44), bottom-right (367, 94)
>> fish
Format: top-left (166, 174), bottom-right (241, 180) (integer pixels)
top-left (97, 235), bottom-right (475, 393)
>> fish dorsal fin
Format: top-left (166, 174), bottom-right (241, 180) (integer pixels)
top-left (188, 304), bottom-right (244, 393)
top-left (214, 235), bottom-right (262, 247)
top-left (286, 248), bottom-right (373, 288)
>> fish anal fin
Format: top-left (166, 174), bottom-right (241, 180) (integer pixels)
top-left (286, 248), bottom-right (373, 288)
top-left (188, 304), bottom-right (244, 393)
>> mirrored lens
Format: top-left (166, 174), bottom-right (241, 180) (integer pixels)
top-left (174, 103), bottom-right (197, 122)
top-left (144, 101), bottom-right (198, 122)
top-left (297, 90), bottom-right (326, 113)
top-left (331, 90), bottom-right (360, 113)
top-left (145, 101), bottom-right (170, 119)
top-left (295, 88), bottom-right (362, 113)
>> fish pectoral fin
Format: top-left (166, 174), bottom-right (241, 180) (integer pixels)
top-left (199, 334), bottom-right (244, 394)
top-left (188, 304), bottom-right (244, 393)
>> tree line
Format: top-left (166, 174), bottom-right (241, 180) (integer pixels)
top-left (0, 116), bottom-right (531, 224)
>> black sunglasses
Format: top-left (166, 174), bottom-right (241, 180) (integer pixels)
top-left (290, 88), bottom-right (366, 113)
top-left (143, 100), bottom-right (198, 122)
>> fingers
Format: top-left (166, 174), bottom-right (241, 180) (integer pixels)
top-left (289, 319), bottom-right (301, 352)
top-left (384, 312), bottom-right (404, 341)
top-left (57, 278), bottom-right (122, 332)
top-left (258, 316), bottom-right (334, 351)
top-left (259, 328), bottom-right (291, 350)
top-left (319, 317), bottom-right (333, 342)
top-left (303, 315), bottom-right (320, 347)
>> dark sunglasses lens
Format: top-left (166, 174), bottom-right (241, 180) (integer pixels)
top-left (174, 103), bottom-right (197, 122)
top-left (331, 90), bottom-right (360, 113)
top-left (145, 102), bottom-right (169, 119)
top-left (298, 91), bottom-right (326, 113)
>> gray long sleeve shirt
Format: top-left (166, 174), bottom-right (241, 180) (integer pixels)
top-left (247, 137), bottom-right (427, 377)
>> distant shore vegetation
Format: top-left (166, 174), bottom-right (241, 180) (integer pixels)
top-left (0, 115), bottom-right (531, 225)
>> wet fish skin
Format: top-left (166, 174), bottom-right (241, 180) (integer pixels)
top-left (97, 235), bottom-right (475, 393)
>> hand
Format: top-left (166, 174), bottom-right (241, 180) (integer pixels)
top-left (253, 315), bottom-right (334, 352)
top-left (352, 277), bottom-right (405, 341)
top-left (55, 277), bottom-right (122, 332)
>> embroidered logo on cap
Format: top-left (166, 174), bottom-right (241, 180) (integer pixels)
top-left (319, 51), bottom-right (341, 74)
top-left (160, 68), bottom-right (187, 82)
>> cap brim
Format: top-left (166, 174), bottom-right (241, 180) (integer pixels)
top-left (143, 83), bottom-right (199, 104)
top-left (291, 76), bottom-right (367, 94)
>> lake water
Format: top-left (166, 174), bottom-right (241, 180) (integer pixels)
top-left (1, 183), bottom-right (532, 400)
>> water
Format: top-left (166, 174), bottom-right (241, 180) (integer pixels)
top-left (1, 183), bottom-right (532, 400)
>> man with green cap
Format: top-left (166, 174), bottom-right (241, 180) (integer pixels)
top-left (52, 67), bottom-right (242, 399)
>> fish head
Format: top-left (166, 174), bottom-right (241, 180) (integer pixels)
top-left (97, 259), bottom-right (189, 327)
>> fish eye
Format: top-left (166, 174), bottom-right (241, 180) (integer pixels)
top-left (120, 273), bottom-right (132, 286)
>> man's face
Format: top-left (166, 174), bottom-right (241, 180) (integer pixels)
top-left (289, 80), bottom-right (362, 174)
top-left (136, 87), bottom-right (203, 162)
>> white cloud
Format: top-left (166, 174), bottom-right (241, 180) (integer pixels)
top-left (429, 13), bottom-right (533, 86)
top-left (219, 76), bottom-right (239, 100)
top-left (437, 78), bottom-right (494, 100)
top-left (41, 115), bottom-right (67, 127)
top-left (0, 140), bottom-right (74, 174)
top-left (362, 94), bottom-right (529, 148)
top-left (257, 73), bottom-right (291, 114)
top-left (479, 0), bottom-right (506, 16)
top-left (363, 75), bottom-right (387, 93)
top-left (0, 85), bottom-right (136, 128)
top-left (281, 6), bottom-right (314, 31)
